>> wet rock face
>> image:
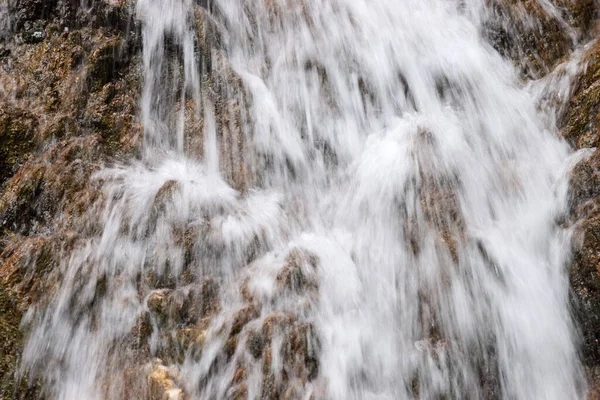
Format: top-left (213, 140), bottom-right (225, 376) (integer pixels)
top-left (7, 0), bottom-right (136, 36)
top-left (479, 0), bottom-right (600, 392)
top-left (136, 246), bottom-right (322, 400)
top-left (0, 0), bottom-right (599, 398)
top-left (484, 0), bottom-right (571, 78)
top-left (0, 106), bottom-right (37, 186)
top-left (483, 0), bottom-right (598, 78)
top-left (0, 1), bottom-right (302, 394)
top-left (0, 232), bottom-right (70, 399)
top-left (0, 286), bottom-right (41, 399)
top-left (558, 0), bottom-right (597, 34)
top-left (563, 37), bottom-right (600, 394)
top-left (571, 214), bottom-right (600, 363)
top-left (0, 0), bottom-right (141, 397)
top-left (562, 39), bottom-right (600, 149)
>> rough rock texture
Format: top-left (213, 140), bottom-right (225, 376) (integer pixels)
top-left (480, 1), bottom-right (600, 392)
top-left (484, 0), bottom-right (598, 78)
top-left (0, 0), bottom-right (283, 397)
top-left (0, 0), bottom-right (141, 397)
top-left (1, 0), bottom-right (600, 398)
top-left (135, 246), bottom-right (321, 400)
top-left (562, 36), bottom-right (600, 396)
top-left (563, 39), bottom-right (600, 149)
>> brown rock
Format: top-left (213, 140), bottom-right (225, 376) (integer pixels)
top-left (570, 213), bottom-right (600, 366)
top-left (276, 248), bottom-right (319, 295)
top-left (484, 0), bottom-right (573, 78)
top-left (564, 33), bottom-right (600, 393)
top-left (0, 1), bottom-right (141, 396)
top-left (0, 105), bottom-right (37, 185)
top-left (562, 39), bottom-right (600, 149)
top-left (231, 304), bottom-right (259, 336)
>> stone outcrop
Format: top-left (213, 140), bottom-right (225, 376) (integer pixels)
top-left (480, 0), bottom-right (600, 392)
top-left (0, 0), bottom-right (140, 397)
top-left (561, 37), bottom-right (600, 396)
top-left (0, 0), bottom-right (302, 397)
top-left (484, 0), bottom-right (598, 78)
top-left (1, 0), bottom-right (600, 398)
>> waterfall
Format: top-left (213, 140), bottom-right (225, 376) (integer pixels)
top-left (21, 0), bottom-right (587, 398)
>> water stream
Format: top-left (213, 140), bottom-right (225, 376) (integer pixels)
top-left (22, 0), bottom-right (588, 398)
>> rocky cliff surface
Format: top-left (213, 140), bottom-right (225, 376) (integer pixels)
top-left (0, 0), bottom-right (140, 397)
top-left (0, 0), bottom-right (599, 399)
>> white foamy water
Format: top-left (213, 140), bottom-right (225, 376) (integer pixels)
top-left (21, 0), bottom-right (589, 399)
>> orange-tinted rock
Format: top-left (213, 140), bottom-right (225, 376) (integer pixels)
top-left (148, 361), bottom-right (185, 400)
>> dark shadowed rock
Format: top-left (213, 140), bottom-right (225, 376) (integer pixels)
top-left (0, 105), bottom-right (37, 186)
top-left (563, 33), bottom-right (600, 393)
top-left (562, 39), bottom-right (600, 149)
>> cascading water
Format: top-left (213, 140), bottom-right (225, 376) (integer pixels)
top-left (20, 0), bottom-right (590, 399)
